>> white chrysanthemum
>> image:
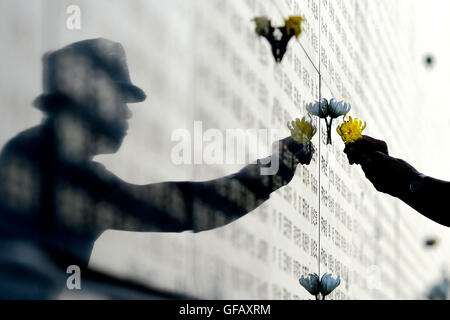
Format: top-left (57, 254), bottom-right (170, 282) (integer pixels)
top-left (320, 273), bottom-right (341, 296)
top-left (306, 98), bottom-right (328, 118)
top-left (299, 273), bottom-right (320, 296)
top-left (328, 98), bottom-right (351, 118)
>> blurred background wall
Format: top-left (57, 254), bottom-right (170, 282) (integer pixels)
top-left (1, 0), bottom-right (450, 299)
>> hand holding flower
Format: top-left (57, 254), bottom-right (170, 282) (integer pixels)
top-left (344, 135), bottom-right (389, 165)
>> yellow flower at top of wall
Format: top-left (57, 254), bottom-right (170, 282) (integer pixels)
top-left (284, 16), bottom-right (305, 39)
top-left (251, 15), bottom-right (306, 62)
top-left (252, 16), bottom-right (271, 36)
top-left (336, 115), bottom-right (367, 144)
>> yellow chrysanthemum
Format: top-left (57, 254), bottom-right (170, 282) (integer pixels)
top-left (284, 16), bottom-right (305, 38)
top-left (336, 116), bottom-right (367, 144)
top-left (252, 16), bottom-right (271, 36)
top-left (287, 116), bottom-right (317, 144)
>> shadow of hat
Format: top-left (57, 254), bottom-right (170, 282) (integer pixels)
top-left (33, 38), bottom-right (146, 111)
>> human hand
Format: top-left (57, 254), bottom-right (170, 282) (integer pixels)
top-left (343, 135), bottom-right (418, 197)
top-left (343, 135), bottom-right (389, 165)
top-left (279, 136), bottom-right (313, 167)
top-left (357, 151), bottom-right (420, 197)
top-left (269, 137), bottom-right (313, 185)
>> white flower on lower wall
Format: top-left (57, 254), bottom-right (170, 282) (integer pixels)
top-left (299, 273), bottom-right (341, 300)
top-left (299, 273), bottom-right (320, 297)
top-left (320, 273), bottom-right (341, 297)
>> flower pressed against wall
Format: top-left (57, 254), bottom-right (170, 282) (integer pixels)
top-left (320, 273), bottom-right (341, 297)
top-left (251, 15), bottom-right (305, 62)
top-left (306, 98), bottom-right (329, 118)
top-left (328, 99), bottom-right (351, 118)
top-left (299, 273), bottom-right (341, 300)
top-left (252, 16), bottom-right (271, 36)
top-left (307, 98), bottom-right (351, 145)
top-left (284, 16), bottom-right (305, 39)
top-left (299, 273), bottom-right (320, 298)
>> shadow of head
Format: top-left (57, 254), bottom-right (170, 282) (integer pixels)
top-left (33, 38), bottom-right (147, 156)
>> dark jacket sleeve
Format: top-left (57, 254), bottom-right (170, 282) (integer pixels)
top-left (399, 175), bottom-right (450, 227)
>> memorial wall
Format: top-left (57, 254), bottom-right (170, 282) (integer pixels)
top-left (2, 0), bottom-right (450, 299)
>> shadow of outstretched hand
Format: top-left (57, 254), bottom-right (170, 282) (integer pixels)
top-left (279, 136), bottom-right (313, 166)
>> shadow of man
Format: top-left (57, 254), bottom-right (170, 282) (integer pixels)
top-left (0, 38), bottom-right (313, 299)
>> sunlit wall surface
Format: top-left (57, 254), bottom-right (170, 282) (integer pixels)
top-left (1, 0), bottom-right (450, 299)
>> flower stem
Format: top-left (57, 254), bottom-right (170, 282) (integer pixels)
top-left (326, 118), bottom-right (333, 145)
